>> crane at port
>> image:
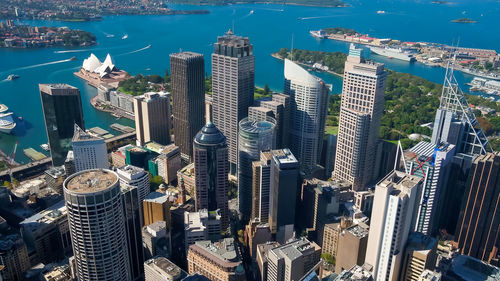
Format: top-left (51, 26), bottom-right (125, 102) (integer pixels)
top-left (9, 141), bottom-right (17, 188)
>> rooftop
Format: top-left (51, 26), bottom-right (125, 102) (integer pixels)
top-left (239, 117), bottom-right (276, 134)
top-left (377, 170), bottom-right (421, 196)
top-left (450, 255), bottom-right (500, 281)
top-left (144, 192), bottom-right (170, 204)
top-left (334, 265), bottom-right (373, 281)
top-left (20, 200), bottom-right (67, 232)
top-left (193, 238), bottom-right (240, 263)
top-left (194, 122), bottom-right (226, 146)
top-left (272, 148), bottom-right (299, 167)
top-left (346, 223), bottom-right (369, 239)
top-left (72, 124), bottom-right (103, 143)
top-left (65, 169), bottom-right (118, 193)
top-left (145, 257), bottom-right (184, 278)
top-left (45, 166), bottom-right (65, 178)
top-left (271, 238), bottom-right (320, 261)
top-left (170, 51), bottom-right (203, 59)
top-left (39, 83), bottom-right (78, 94)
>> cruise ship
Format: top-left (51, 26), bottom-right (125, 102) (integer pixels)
top-left (369, 46), bottom-right (416, 62)
top-left (0, 104), bottom-right (16, 134)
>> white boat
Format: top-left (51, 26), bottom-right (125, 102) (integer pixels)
top-left (0, 111), bottom-right (16, 134)
top-left (369, 46), bottom-right (416, 62)
top-left (122, 34), bottom-right (128, 40)
top-left (377, 10), bottom-right (386, 14)
top-left (6, 74), bottom-right (19, 80)
top-left (40, 144), bottom-right (50, 151)
top-left (310, 29), bottom-right (326, 39)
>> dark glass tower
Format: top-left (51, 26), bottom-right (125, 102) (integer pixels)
top-left (39, 84), bottom-right (84, 166)
top-left (193, 122), bottom-right (229, 228)
top-left (212, 30), bottom-right (255, 174)
top-left (170, 52), bottom-right (205, 161)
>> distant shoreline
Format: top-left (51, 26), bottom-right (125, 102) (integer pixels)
top-left (167, 1), bottom-right (348, 8)
top-left (270, 52), bottom-right (344, 78)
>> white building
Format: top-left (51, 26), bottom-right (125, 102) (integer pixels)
top-left (63, 169), bottom-right (130, 281)
top-left (284, 59), bottom-right (329, 173)
top-left (183, 209), bottom-right (221, 252)
top-left (144, 257), bottom-right (185, 281)
top-left (72, 124), bottom-right (108, 172)
top-left (116, 165), bottom-right (150, 205)
top-left (365, 171), bottom-right (422, 281)
top-left (82, 53), bottom-right (117, 77)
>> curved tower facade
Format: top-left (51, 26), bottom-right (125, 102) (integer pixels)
top-left (63, 169), bottom-right (130, 281)
top-left (237, 117), bottom-right (276, 221)
top-left (284, 59), bottom-right (329, 173)
top-left (193, 122), bottom-right (229, 228)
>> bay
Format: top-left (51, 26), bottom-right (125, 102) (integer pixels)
top-left (0, 0), bottom-right (498, 164)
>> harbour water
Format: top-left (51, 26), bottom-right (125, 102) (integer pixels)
top-left (0, 0), bottom-right (498, 163)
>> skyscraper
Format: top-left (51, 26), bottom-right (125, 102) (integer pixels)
top-left (268, 149), bottom-right (300, 243)
top-left (212, 30), bottom-right (255, 174)
top-left (238, 117), bottom-right (276, 221)
top-left (333, 44), bottom-right (387, 191)
top-left (456, 152), bottom-right (500, 264)
top-left (284, 59), bottom-right (329, 172)
top-left (39, 84), bottom-right (85, 166)
top-left (63, 169), bottom-right (130, 281)
top-left (193, 122), bottom-right (230, 228)
top-left (134, 91), bottom-right (172, 146)
top-left (72, 124), bottom-right (108, 172)
top-left (404, 141), bottom-right (455, 235)
top-left (365, 171), bottom-right (422, 281)
top-left (251, 151), bottom-right (272, 223)
top-left (170, 52), bottom-right (205, 161)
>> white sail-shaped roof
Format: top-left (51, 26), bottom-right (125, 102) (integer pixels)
top-left (82, 53), bottom-right (102, 72)
top-left (94, 53), bottom-right (116, 76)
top-left (284, 59), bottom-right (321, 87)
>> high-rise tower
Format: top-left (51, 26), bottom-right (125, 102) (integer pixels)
top-left (238, 117), bottom-right (276, 221)
top-left (333, 44), bottom-right (387, 191)
top-left (72, 124), bottom-right (108, 172)
top-left (134, 92), bottom-right (172, 146)
top-left (170, 52), bottom-right (205, 161)
top-left (39, 84), bottom-right (85, 166)
top-left (212, 30), bottom-right (255, 174)
top-left (63, 169), bottom-right (130, 281)
top-left (284, 59), bottom-right (329, 173)
top-left (193, 122), bottom-right (230, 228)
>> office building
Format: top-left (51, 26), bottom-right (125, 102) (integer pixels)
top-left (251, 151), bottom-right (272, 223)
top-left (156, 144), bottom-right (182, 184)
top-left (39, 84), bottom-right (85, 166)
top-left (447, 255), bottom-right (499, 281)
top-left (117, 165), bottom-right (150, 210)
top-left (143, 192), bottom-right (171, 227)
top-left (404, 141), bottom-right (455, 235)
top-left (248, 106), bottom-right (273, 122)
top-left (20, 200), bottom-right (71, 265)
top-left (134, 91), bottom-right (172, 146)
top-left (257, 242), bottom-right (280, 281)
top-left (64, 150), bottom-right (76, 176)
top-left (354, 190), bottom-right (374, 216)
top-left (144, 257), bottom-right (186, 281)
top-left (456, 152), bottom-right (500, 264)
top-left (178, 163), bottom-right (195, 197)
top-left (245, 219), bottom-right (272, 258)
top-left (322, 218), bottom-right (353, 259)
top-left (257, 93), bottom-right (290, 148)
top-left (238, 117), bottom-right (276, 221)
top-left (333, 265), bottom-right (373, 281)
top-left (63, 169), bottom-right (130, 281)
top-left (266, 238), bottom-right (321, 281)
top-left (212, 30), bottom-right (255, 174)
top-left (365, 171), bottom-right (422, 281)
top-left (333, 44), bottom-right (387, 191)
top-left (193, 122), bottom-right (229, 228)
top-left (184, 209), bottom-right (221, 251)
top-left (401, 233), bottom-right (438, 281)
top-left (335, 223), bottom-right (369, 274)
top-left (45, 166), bottom-right (66, 194)
top-left (170, 52), bottom-right (205, 161)
top-left (121, 184), bottom-right (145, 281)
top-left (431, 65), bottom-right (489, 155)
top-left (373, 140), bottom-right (398, 182)
top-left (325, 134), bottom-right (337, 178)
top-left (187, 238), bottom-right (246, 281)
top-left (284, 59), bottom-right (329, 172)
top-left (43, 265), bottom-right (72, 281)
top-left (0, 233), bottom-right (30, 281)
top-left (268, 149), bottom-right (299, 243)
top-left (72, 124), bottom-right (108, 172)
top-left (143, 221), bottom-right (171, 260)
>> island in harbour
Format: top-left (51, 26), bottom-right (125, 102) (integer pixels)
top-left (0, 20), bottom-right (96, 48)
top-left (0, 0), bottom-right (209, 22)
top-left (451, 17), bottom-right (478, 23)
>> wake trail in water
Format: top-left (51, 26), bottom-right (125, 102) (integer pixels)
top-left (239, 10), bottom-right (255, 20)
top-left (116, 45), bottom-right (152, 57)
top-left (298, 14), bottom-right (355, 20)
top-left (54, 49), bottom-right (90, 54)
top-left (0, 58), bottom-right (74, 75)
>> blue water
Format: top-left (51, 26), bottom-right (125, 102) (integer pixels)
top-left (0, 0), bottom-right (499, 164)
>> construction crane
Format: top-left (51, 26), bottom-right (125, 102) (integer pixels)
top-left (9, 141), bottom-right (18, 188)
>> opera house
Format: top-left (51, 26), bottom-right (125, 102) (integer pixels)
top-left (75, 53), bottom-right (129, 88)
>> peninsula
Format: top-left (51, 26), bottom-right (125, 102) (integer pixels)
top-left (0, 0), bottom-right (209, 21)
top-left (0, 21), bottom-right (96, 48)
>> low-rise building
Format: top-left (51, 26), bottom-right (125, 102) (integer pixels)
top-left (334, 265), bottom-right (373, 281)
top-left (184, 209), bottom-right (221, 252)
top-left (144, 256), bottom-right (186, 281)
top-left (245, 219), bottom-right (272, 259)
top-left (43, 265), bottom-right (72, 281)
top-left (143, 221), bottom-right (171, 260)
top-left (187, 238), bottom-right (246, 281)
top-left (44, 166), bottom-right (66, 194)
top-left (257, 242), bottom-right (280, 281)
top-left (156, 144), bottom-right (182, 184)
top-left (401, 233), bottom-right (438, 281)
top-left (143, 192), bottom-right (172, 227)
top-left (335, 223), bottom-right (369, 273)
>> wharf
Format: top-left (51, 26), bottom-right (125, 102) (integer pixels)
top-left (23, 148), bottom-right (47, 161)
top-left (110, 123), bottom-right (135, 133)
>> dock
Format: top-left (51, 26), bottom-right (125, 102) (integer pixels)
top-left (23, 148), bottom-right (47, 161)
top-left (110, 123), bottom-right (135, 134)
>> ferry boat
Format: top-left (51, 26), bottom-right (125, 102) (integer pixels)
top-left (369, 46), bottom-right (416, 62)
top-left (377, 10), bottom-right (386, 14)
top-left (122, 34), bottom-right (128, 40)
top-left (459, 68), bottom-right (500, 81)
top-left (0, 104), bottom-right (16, 134)
top-left (310, 29), bottom-right (326, 39)
top-left (6, 74), bottom-right (19, 80)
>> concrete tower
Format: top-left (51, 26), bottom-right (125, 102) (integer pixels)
top-left (63, 169), bottom-right (130, 281)
top-left (134, 91), bottom-right (172, 146)
top-left (333, 44), bottom-right (387, 191)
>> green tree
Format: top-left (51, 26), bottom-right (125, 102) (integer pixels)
top-left (321, 253), bottom-right (335, 265)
